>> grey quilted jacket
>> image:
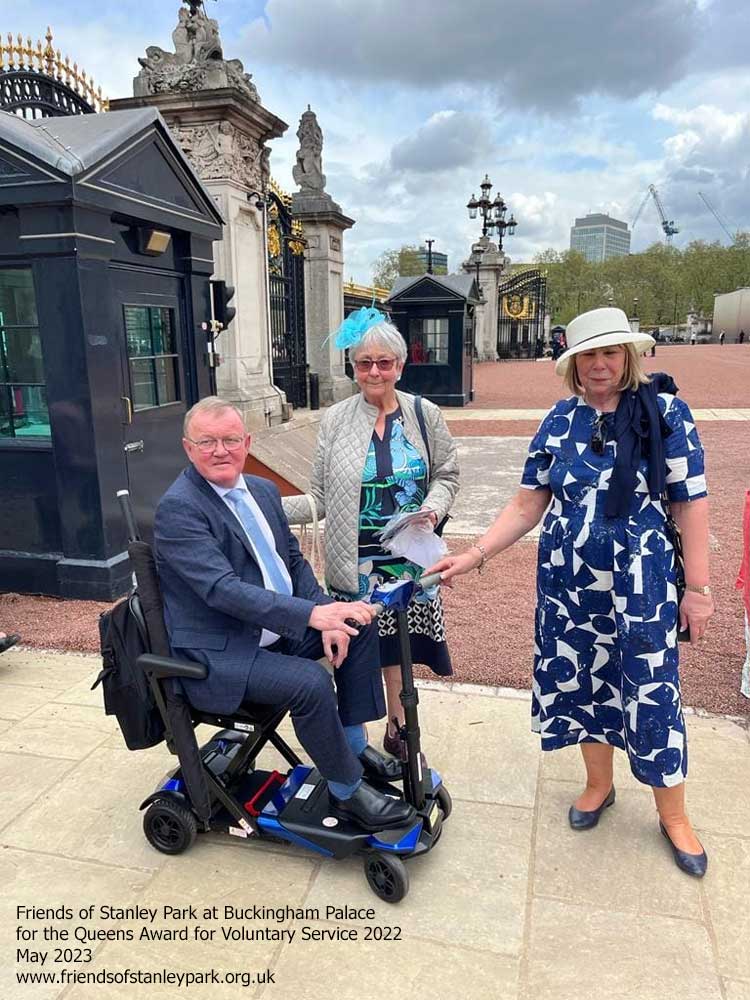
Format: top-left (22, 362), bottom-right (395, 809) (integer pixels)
top-left (282, 390), bottom-right (459, 594)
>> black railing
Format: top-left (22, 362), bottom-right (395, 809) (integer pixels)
top-left (0, 70), bottom-right (96, 118)
top-left (268, 193), bottom-right (307, 408)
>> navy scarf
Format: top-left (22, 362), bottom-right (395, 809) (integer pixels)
top-left (605, 372), bottom-right (679, 518)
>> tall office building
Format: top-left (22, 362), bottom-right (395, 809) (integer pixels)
top-left (570, 213), bottom-right (631, 262)
top-left (416, 247), bottom-right (448, 274)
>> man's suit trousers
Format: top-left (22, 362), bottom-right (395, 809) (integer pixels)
top-left (244, 621), bottom-right (384, 785)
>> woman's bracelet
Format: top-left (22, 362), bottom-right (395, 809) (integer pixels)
top-left (471, 543), bottom-right (488, 574)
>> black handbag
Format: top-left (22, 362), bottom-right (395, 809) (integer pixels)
top-left (413, 395), bottom-right (450, 537)
top-left (93, 596), bottom-right (166, 751)
top-left (663, 495), bottom-right (690, 642)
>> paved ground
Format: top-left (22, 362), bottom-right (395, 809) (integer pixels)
top-left (1, 345), bottom-right (748, 999)
top-left (1, 645), bottom-right (749, 1000)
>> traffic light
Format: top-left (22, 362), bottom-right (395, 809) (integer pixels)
top-left (210, 279), bottom-right (236, 331)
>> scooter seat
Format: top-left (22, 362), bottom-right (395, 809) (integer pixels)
top-left (192, 700), bottom-right (286, 729)
top-left (234, 701), bottom-right (285, 724)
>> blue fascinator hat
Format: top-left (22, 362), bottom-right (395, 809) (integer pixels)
top-left (331, 306), bottom-right (386, 350)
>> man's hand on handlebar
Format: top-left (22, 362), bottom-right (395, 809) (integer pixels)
top-left (423, 550), bottom-right (482, 586)
top-left (309, 600), bottom-right (376, 636)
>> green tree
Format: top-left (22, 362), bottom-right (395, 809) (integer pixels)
top-left (398, 245), bottom-right (423, 276)
top-left (534, 240), bottom-right (750, 327)
top-left (372, 244), bottom-right (424, 289)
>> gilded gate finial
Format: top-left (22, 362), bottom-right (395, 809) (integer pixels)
top-left (0, 25), bottom-right (108, 111)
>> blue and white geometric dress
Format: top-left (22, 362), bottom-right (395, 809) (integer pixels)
top-left (521, 393), bottom-right (707, 787)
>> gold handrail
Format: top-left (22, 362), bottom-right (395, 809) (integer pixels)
top-left (344, 279), bottom-right (390, 301)
top-left (0, 26), bottom-right (108, 112)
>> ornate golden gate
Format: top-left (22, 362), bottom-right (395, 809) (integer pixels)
top-left (267, 181), bottom-right (308, 408)
top-left (0, 27), bottom-right (107, 118)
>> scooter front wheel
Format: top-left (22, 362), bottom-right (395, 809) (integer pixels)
top-left (436, 785), bottom-right (453, 820)
top-left (143, 800), bottom-right (197, 855)
top-left (363, 853), bottom-right (409, 903)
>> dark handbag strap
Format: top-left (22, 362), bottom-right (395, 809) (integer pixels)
top-left (662, 493), bottom-right (686, 600)
top-left (413, 395), bottom-right (450, 536)
top-left (414, 395), bottom-right (431, 472)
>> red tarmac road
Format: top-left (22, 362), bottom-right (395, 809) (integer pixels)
top-left (469, 343), bottom-right (750, 409)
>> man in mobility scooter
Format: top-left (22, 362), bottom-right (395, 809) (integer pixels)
top-left (154, 396), bottom-right (415, 832)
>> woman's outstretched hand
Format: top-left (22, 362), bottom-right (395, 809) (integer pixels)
top-left (680, 590), bottom-right (715, 644)
top-left (424, 549), bottom-right (481, 586)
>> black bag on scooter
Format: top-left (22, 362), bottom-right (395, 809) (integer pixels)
top-left (94, 596), bottom-right (165, 750)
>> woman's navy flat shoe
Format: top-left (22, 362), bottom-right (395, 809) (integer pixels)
top-left (659, 822), bottom-right (708, 878)
top-left (568, 786), bottom-right (615, 830)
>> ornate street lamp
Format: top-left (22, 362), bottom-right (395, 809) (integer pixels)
top-left (466, 174), bottom-right (518, 251)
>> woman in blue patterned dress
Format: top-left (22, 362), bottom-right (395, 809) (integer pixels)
top-left (427, 308), bottom-right (714, 877)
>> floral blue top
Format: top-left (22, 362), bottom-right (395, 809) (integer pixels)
top-left (330, 406), bottom-right (452, 676)
top-left (355, 408), bottom-right (428, 597)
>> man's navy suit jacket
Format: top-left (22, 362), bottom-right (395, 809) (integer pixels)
top-left (154, 464), bottom-right (334, 714)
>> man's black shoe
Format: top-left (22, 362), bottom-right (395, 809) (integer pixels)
top-left (359, 745), bottom-right (402, 782)
top-left (331, 781), bottom-right (416, 831)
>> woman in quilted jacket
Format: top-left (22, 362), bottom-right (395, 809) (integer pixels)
top-left (283, 310), bottom-right (459, 755)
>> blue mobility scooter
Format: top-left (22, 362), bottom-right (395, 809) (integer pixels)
top-left (117, 492), bottom-right (451, 903)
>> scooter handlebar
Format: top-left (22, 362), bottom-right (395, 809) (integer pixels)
top-left (366, 573), bottom-right (442, 618)
top-left (117, 489), bottom-right (140, 543)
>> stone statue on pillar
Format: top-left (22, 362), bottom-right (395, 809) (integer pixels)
top-left (134, 2), bottom-right (259, 101)
top-left (113, 1), bottom-right (290, 429)
top-left (292, 106), bottom-right (326, 193)
top-left (291, 107), bottom-right (355, 404)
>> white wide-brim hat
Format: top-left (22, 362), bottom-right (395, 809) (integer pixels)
top-left (555, 307), bottom-right (655, 376)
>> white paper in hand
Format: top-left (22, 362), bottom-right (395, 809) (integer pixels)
top-left (378, 508), bottom-right (437, 544)
top-left (380, 519), bottom-right (447, 569)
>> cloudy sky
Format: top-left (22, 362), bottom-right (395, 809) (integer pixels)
top-left (4, 0), bottom-right (749, 282)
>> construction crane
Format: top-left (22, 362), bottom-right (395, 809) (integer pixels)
top-left (698, 191), bottom-right (737, 244)
top-left (631, 184), bottom-right (679, 245)
top-left (631, 189), bottom-right (651, 230)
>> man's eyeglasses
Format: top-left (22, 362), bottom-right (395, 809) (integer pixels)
top-left (353, 357), bottom-right (397, 373)
top-left (187, 436), bottom-right (246, 454)
top-left (591, 417), bottom-right (606, 456)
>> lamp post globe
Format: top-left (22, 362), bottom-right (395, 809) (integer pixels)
top-left (466, 175), bottom-right (518, 252)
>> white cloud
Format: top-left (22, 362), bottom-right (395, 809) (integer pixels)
top-left (389, 111), bottom-right (495, 173)
top-left (650, 101), bottom-right (750, 240)
top-left (654, 103), bottom-right (750, 144)
top-left (5, 1), bottom-right (749, 280)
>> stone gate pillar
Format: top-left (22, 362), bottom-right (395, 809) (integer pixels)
top-left (462, 237), bottom-right (509, 360)
top-left (291, 108), bottom-right (356, 404)
top-left (110, 3), bottom-right (289, 429)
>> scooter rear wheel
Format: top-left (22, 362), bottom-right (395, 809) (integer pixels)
top-left (143, 800), bottom-right (197, 855)
top-left (363, 853), bottom-right (409, 903)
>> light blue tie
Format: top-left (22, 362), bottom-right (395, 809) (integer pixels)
top-left (226, 488), bottom-right (292, 595)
